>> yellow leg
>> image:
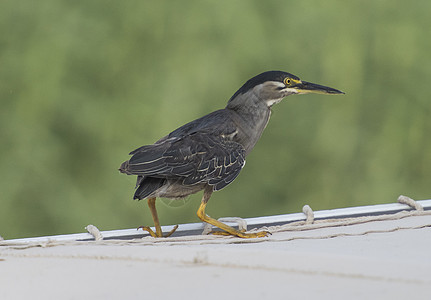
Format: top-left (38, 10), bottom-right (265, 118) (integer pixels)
top-left (197, 187), bottom-right (270, 238)
top-left (138, 197), bottom-right (178, 238)
top-left (147, 197), bottom-right (163, 237)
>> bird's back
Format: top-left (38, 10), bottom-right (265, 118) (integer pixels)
top-left (119, 109), bottom-right (248, 199)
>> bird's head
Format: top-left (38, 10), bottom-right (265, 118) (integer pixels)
top-left (227, 71), bottom-right (344, 108)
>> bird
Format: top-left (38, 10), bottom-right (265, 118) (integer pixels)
top-left (119, 70), bottom-right (344, 238)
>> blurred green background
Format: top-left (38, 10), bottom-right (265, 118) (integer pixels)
top-left (1, 0), bottom-right (430, 239)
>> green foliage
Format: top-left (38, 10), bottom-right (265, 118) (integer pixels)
top-left (1, 0), bottom-right (430, 238)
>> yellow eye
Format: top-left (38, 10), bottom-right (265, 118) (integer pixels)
top-left (284, 78), bottom-right (292, 86)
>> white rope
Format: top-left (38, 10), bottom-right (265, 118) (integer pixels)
top-left (2, 196), bottom-right (430, 249)
top-left (85, 225), bottom-right (103, 241)
top-left (3, 213), bottom-right (430, 249)
top-left (4, 209), bottom-right (430, 249)
top-left (267, 210), bottom-right (430, 234)
top-left (397, 195), bottom-right (424, 211)
top-left (302, 205), bottom-right (314, 224)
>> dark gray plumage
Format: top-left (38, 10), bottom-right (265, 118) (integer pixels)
top-left (119, 70), bottom-right (343, 238)
top-left (120, 70), bottom-right (343, 200)
top-left (120, 110), bottom-right (246, 199)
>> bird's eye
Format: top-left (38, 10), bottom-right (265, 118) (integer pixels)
top-left (284, 78), bottom-right (292, 86)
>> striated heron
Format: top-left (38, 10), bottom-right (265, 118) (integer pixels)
top-left (119, 71), bottom-right (344, 238)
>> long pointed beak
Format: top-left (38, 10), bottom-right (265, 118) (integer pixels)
top-left (294, 81), bottom-right (344, 95)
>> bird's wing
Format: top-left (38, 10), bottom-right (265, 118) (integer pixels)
top-left (126, 132), bottom-right (246, 191)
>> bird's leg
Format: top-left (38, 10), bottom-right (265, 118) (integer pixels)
top-left (147, 197), bottom-right (163, 237)
top-left (197, 187), bottom-right (270, 238)
top-left (139, 197), bottom-right (178, 238)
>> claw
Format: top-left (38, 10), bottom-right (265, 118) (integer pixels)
top-left (138, 224), bottom-right (179, 238)
top-left (164, 225), bottom-right (179, 237)
top-left (138, 226), bottom-right (158, 237)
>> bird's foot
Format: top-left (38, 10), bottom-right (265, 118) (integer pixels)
top-left (209, 229), bottom-right (271, 238)
top-left (138, 225), bottom-right (179, 238)
top-left (197, 198), bottom-right (270, 239)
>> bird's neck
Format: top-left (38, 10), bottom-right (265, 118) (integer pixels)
top-left (226, 92), bottom-right (272, 154)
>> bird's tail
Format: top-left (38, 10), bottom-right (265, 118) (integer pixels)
top-left (134, 177), bottom-right (165, 200)
top-left (119, 160), bottom-right (132, 174)
top-left (119, 159), bottom-right (165, 200)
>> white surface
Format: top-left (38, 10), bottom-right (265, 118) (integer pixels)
top-left (5, 199), bottom-right (431, 244)
top-left (1, 211), bottom-right (430, 300)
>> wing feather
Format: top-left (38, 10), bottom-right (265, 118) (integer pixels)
top-left (125, 132), bottom-right (245, 190)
